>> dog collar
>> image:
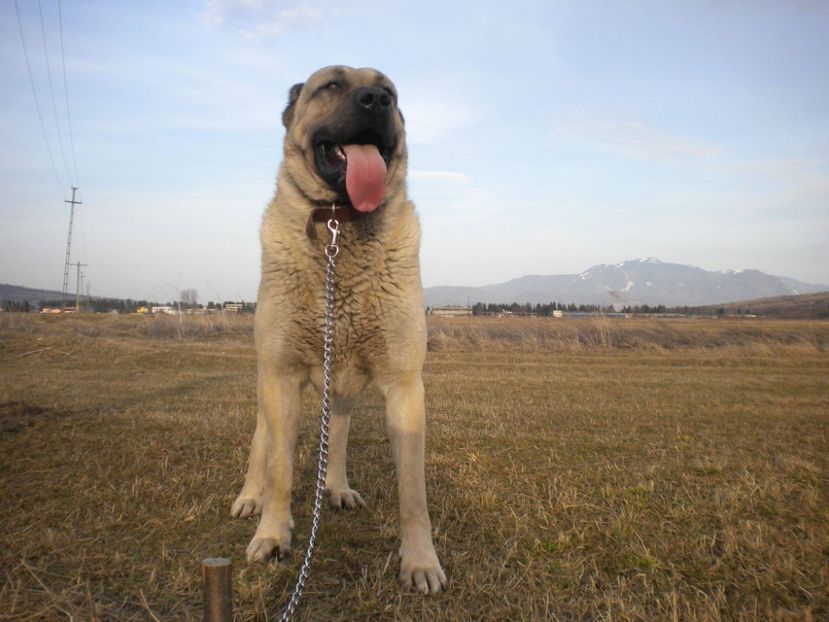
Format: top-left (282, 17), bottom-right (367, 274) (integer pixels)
top-left (306, 204), bottom-right (367, 240)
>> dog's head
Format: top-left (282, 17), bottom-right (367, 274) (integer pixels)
top-left (280, 66), bottom-right (406, 213)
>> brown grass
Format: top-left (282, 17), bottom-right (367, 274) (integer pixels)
top-left (1, 313), bottom-right (827, 620)
top-left (427, 316), bottom-right (829, 354)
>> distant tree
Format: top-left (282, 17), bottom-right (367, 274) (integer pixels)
top-left (2, 300), bottom-right (32, 312)
top-left (181, 289), bottom-right (199, 308)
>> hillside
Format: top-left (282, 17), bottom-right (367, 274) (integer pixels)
top-left (0, 284), bottom-right (69, 304)
top-left (692, 291), bottom-right (829, 319)
top-left (425, 259), bottom-right (827, 308)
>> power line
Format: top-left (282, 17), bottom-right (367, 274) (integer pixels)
top-left (37, 0), bottom-right (73, 185)
top-left (14, 0), bottom-right (65, 194)
top-left (57, 0), bottom-right (79, 186)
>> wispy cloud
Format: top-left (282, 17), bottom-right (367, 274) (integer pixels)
top-left (200, 0), bottom-right (326, 39)
top-left (403, 95), bottom-right (484, 145)
top-left (722, 158), bottom-right (829, 218)
top-left (200, 0), bottom-right (257, 26)
top-left (409, 170), bottom-right (472, 184)
top-left (552, 120), bottom-right (720, 162)
top-left (728, 158), bottom-right (828, 184)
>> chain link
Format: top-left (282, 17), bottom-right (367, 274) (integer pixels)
top-left (278, 215), bottom-right (340, 622)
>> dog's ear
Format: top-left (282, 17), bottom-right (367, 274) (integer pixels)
top-left (282, 82), bottom-right (304, 129)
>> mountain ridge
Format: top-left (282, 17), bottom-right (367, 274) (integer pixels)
top-left (424, 259), bottom-right (828, 308)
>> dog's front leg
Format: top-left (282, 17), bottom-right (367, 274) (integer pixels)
top-left (231, 406), bottom-right (268, 519)
top-left (325, 398), bottom-right (366, 510)
top-left (246, 362), bottom-right (303, 563)
top-left (381, 372), bottom-right (447, 594)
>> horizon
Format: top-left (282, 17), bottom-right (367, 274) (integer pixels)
top-left (4, 255), bottom-right (828, 307)
top-left (2, 1), bottom-right (828, 300)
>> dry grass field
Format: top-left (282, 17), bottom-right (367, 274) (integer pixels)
top-left (1, 313), bottom-right (827, 621)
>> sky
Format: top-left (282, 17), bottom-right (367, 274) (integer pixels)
top-left (1, 0), bottom-right (828, 303)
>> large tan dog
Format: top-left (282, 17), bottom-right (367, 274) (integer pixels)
top-left (231, 66), bottom-right (446, 594)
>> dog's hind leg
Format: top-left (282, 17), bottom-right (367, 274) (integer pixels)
top-left (325, 398), bottom-right (366, 510)
top-left (231, 406), bottom-right (268, 519)
top-left (246, 362), bottom-right (303, 563)
top-left (380, 372), bottom-right (447, 594)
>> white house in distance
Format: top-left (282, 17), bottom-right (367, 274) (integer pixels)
top-left (429, 306), bottom-right (472, 318)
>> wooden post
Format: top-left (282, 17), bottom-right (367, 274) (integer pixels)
top-left (202, 558), bottom-right (233, 622)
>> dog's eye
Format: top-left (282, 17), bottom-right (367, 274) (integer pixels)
top-left (324, 81), bottom-right (341, 91)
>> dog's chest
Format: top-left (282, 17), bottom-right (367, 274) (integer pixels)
top-left (276, 244), bottom-right (411, 368)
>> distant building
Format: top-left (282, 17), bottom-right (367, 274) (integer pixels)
top-left (152, 306), bottom-right (175, 315)
top-left (429, 306), bottom-right (472, 318)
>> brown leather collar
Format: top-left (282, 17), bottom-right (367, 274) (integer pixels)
top-left (306, 204), bottom-right (367, 240)
top-left (312, 204), bottom-right (366, 223)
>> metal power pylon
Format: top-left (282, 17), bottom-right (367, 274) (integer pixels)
top-left (62, 186), bottom-right (81, 311)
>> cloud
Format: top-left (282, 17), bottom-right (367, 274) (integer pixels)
top-left (728, 158), bottom-right (828, 184)
top-left (402, 95), bottom-right (484, 145)
top-left (409, 170), bottom-right (472, 184)
top-left (720, 158), bottom-right (829, 217)
top-left (200, 0), bottom-right (326, 38)
top-left (200, 0), bottom-right (258, 26)
top-left (552, 120), bottom-right (720, 162)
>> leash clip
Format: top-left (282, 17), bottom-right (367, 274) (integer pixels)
top-left (325, 209), bottom-right (340, 258)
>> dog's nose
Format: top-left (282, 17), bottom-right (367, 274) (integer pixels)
top-left (355, 87), bottom-right (392, 114)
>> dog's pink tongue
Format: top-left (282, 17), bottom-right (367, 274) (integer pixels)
top-left (343, 144), bottom-right (386, 212)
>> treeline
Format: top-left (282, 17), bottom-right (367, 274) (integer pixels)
top-left (3, 300), bottom-right (33, 313)
top-left (620, 304), bottom-right (669, 314)
top-left (470, 302), bottom-right (680, 315)
top-left (472, 302), bottom-right (614, 316)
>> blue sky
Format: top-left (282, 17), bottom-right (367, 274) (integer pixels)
top-left (2, 0), bottom-right (828, 302)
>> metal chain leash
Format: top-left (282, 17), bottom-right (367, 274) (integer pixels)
top-left (278, 214), bottom-right (340, 622)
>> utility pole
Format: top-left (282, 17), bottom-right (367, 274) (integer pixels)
top-left (62, 187), bottom-right (81, 312)
top-left (71, 261), bottom-right (87, 312)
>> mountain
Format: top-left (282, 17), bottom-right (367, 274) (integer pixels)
top-left (424, 259), bottom-right (829, 308)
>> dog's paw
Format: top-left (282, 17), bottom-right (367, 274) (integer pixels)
top-left (246, 530), bottom-right (292, 564)
top-left (230, 494), bottom-right (262, 519)
top-left (326, 486), bottom-right (366, 510)
top-left (399, 543), bottom-right (447, 594)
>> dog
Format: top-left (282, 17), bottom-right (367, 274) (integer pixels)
top-left (231, 66), bottom-right (446, 594)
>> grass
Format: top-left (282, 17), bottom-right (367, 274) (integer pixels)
top-left (1, 313), bottom-right (827, 621)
